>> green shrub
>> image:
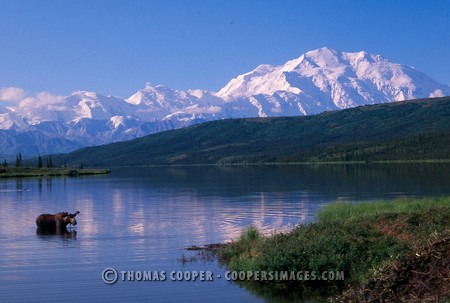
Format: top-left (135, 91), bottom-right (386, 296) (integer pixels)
top-left (218, 197), bottom-right (450, 284)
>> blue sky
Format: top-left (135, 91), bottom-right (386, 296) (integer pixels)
top-left (1, 0), bottom-right (449, 98)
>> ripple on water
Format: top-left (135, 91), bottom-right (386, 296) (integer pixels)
top-left (1, 165), bottom-right (450, 302)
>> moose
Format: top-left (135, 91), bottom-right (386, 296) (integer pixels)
top-left (36, 211), bottom-right (80, 234)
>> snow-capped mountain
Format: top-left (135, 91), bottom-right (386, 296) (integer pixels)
top-left (1, 47), bottom-right (449, 157)
top-left (126, 83), bottom-right (224, 122)
top-left (216, 47), bottom-right (450, 116)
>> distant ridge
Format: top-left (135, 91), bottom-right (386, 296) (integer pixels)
top-left (1, 47), bottom-right (449, 157)
top-left (53, 97), bottom-right (450, 166)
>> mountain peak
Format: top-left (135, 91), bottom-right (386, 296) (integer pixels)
top-left (216, 48), bottom-right (450, 106)
top-left (304, 47), bottom-right (342, 68)
top-left (1, 47), bottom-right (449, 156)
top-left (306, 46), bottom-right (339, 56)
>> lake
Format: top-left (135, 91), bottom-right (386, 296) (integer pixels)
top-left (1, 164), bottom-right (449, 302)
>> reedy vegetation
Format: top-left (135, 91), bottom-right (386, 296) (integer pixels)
top-left (218, 197), bottom-right (450, 299)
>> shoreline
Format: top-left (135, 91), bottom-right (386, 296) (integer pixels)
top-left (77, 159), bottom-right (450, 169)
top-left (0, 167), bottom-right (110, 178)
top-left (191, 197), bottom-right (450, 302)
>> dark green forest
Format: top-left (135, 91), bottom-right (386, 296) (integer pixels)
top-left (52, 96), bottom-right (450, 166)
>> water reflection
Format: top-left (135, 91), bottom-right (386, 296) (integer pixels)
top-left (36, 230), bottom-right (77, 239)
top-left (0, 164), bottom-right (449, 302)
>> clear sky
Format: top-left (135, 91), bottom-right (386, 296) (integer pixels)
top-left (1, 0), bottom-right (449, 98)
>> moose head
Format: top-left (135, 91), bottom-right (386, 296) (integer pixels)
top-left (64, 211), bottom-right (80, 226)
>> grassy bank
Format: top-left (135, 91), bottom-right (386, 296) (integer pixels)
top-left (218, 197), bottom-right (450, 302)
top-left (0, 167), bottom-right (110, 178)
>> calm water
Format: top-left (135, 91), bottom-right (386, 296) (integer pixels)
top-left (1, 164), bottom-right (449, 302)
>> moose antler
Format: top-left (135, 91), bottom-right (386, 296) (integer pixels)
top-left (69, 211), bottom-right (80, 218)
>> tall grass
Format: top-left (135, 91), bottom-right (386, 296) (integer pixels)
top-left (218, 197), bottom-right (450, 285)
top-left (219, 225), bottom-right (262, 271)
top-left (316, 196), bottom-right (450, 223)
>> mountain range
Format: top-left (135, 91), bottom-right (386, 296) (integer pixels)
top-left (52, 96), bottom-right (450, 166)
top-left (1, 47), bottom-right (449, 157)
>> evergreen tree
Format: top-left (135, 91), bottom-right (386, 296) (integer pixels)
top-left (37, 155), bottom-right (42, 168)
top-left (45, 157), bottom-right (53, 168)
top-left (15, 154), bottom-right (20, 167)
top-left (2, 159), bottom-right (7, 167)
top-left (79, 162), bottom-right (84, 169)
